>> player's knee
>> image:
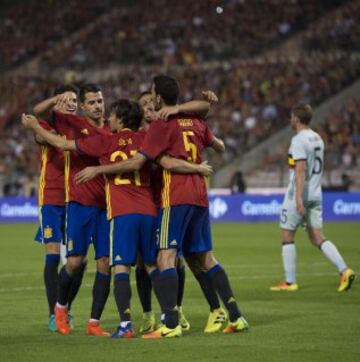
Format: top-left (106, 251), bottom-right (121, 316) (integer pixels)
top-left (203, 251), bottom-right (218, 270)
top-left (114, 264), bottom-right (129, 275)
top-left (157, 249), bottom-right (176, 270)
top-left (67, 256), bottom-right (83, 272)
top-left (96, 257), bottom-right (110, 274)
top-left (144, 263), bottom-right (156, 275)
top-left (46, 242), bottom-right (60, 254)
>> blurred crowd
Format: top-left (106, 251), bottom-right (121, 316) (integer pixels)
top-left (1, 53), bottom-right (359, 195)
top-left (1, 0), bottom-right (359, 195)
top-left (40, 0), bottom-right (344, 70)
top-left (0, 0), bottom-right (112, 69)
top-left (1, 0), bottom-right (345, 70)
top-left (303, 1), bottom-right (360, 53)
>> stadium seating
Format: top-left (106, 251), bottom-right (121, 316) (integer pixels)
top-left (0, 0), bottom-right (359, 195)
top-left (0, 0), bottom-right (113, 69)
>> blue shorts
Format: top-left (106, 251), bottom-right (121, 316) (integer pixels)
top-left (66, 202), bottom-right (110, 259)
top-left (110, 214), bottom-right (157, 266)
top-left (157, 205), bottom-right (212, 256)
top-left (35, 205), bottom-right (66, 244)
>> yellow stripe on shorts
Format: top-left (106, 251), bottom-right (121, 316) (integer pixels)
top-left (160, 207), bottom-right (171, 249)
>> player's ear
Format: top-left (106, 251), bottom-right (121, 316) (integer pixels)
top-left (156, 94), bottom-right (161, 106)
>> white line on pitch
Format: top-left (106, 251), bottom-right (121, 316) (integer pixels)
top-left (0, 271), bottom-right (348, 293)
top-left (0, 261), bottom-right (339, 279)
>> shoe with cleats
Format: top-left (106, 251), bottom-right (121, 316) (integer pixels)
top-left (112, 323), bottom-right (135, 339)
top-left (270, 281), bottom-right (299, 291)
top-left (139, 311), bottom-right (156, 334)
top-left (204, 308), bottom-right (227, 333)
top-left (223, 316), bottom-right (249, 334)
top-left (55, 305), bottom-right (71, 335)
top-left (48, 314), bottom-right (56, 332)
top-left (68, 312), bottom-right (74, 330)
top-left (86, 320), bottom-right (110, 337)
top-left (142, 324), bottom-right (182, 339)
top-left (178, 306), bottom-right (190, 331)
top-left (338, 268), bottom-right (355, 292)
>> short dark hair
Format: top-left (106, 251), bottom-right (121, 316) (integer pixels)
top-left (137, 91), bottom-right (152, 101)
top-left (110, 99), bottom-right (143, 131)
top-left (79, 83), bottom-right (102, 103)
top-left (53, 84), bottom-right (78, 96)
top-left (291, 104), bottom-right (313, 125)
top-left (152, 75), bottom-right (179, 105)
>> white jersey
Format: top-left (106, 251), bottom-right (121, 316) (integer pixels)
top-left (286, 128), bottom-right (324, 201)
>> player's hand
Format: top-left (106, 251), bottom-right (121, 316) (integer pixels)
top-left (202, 90), bottom-right (218, 103)
top-left (21, 113), bottom-right (39, 129)
top-left (55, 92), bottom-right (73, 111)
top-left (296, 197), bottom-right (305, 216)
top-left (198, 160), bottom-right (213, 177)
top-left (75, 167), bottom-right (99, 184)
top-left (158, 105), bottom-right (180, 120)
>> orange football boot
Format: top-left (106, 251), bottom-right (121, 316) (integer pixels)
top-left (86, 320), bottom-right (111, 336)
top-left (55, 305), bottom-right (71, 335)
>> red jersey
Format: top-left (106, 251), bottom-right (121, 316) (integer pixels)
top-left (140, 115), bottom-right (214, 208)
top-left (38, 121), bottom-right (65, 206)
top-left (53, 111), bottom-right (110, 208)
top-left (76, 128), bottom-right (157, 219)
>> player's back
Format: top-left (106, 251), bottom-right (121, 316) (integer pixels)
top-left (147, 114), bottom-right (213, 208)
top-left (288, 128), bottom-right (324, 201)
top-left (100, 129), bottom-right (157, 219)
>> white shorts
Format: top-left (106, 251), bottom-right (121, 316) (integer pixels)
top-left (280, 198), bottom-right (323, 231)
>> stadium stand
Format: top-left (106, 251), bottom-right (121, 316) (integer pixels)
top-left (0, 0), bottom-right (115, 70)
top-left (0, 0), bottom-right (359, 195)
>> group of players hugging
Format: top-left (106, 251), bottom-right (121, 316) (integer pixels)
top-left (22, 74), bottom-right (354, 339)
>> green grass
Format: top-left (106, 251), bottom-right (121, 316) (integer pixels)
top-left (0, 222), bottom-right (359, 362)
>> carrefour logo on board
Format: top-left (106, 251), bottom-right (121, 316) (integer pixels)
top-left (210, 198), bottom-right (228, 219)
top-left (241, 200), bottom-right (282, 216)
top-left (333, 200), bottom-right (360, 215)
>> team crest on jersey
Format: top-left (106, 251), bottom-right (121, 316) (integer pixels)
top-left (67, 240), bottom-right (73, 251)
top-left (44, 227), bottom-right (53, 239)
top-left (118, 138), bottom-right (133, 146)
top-left (81, 128), bottom-right (89, 135)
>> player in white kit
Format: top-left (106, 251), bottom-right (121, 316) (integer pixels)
top-left (270, 104), bottom-right (355, 292)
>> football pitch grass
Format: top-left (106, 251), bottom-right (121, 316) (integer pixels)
top-left (0, 222), bottom-right (359, 362)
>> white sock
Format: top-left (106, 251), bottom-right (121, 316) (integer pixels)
top-left (161, 313), bottom-right (165, 322)
top-left (320, 240), bottom-right (347, 274)
top-left (89, 318), bottom-right (99, 323)
top-left (56, 302), bottom-right (67, 309)
top-left (282, 243), bottom-right (296, 284)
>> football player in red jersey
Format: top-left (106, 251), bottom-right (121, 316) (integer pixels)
top-left (75, 75), bottom-right (249, 337)
top-left (34, 85), bottom-right (86, 332)
top-left (135, 91), bottom-right (223, 333)
top-left (32, 84), bottom-right (112, 336)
